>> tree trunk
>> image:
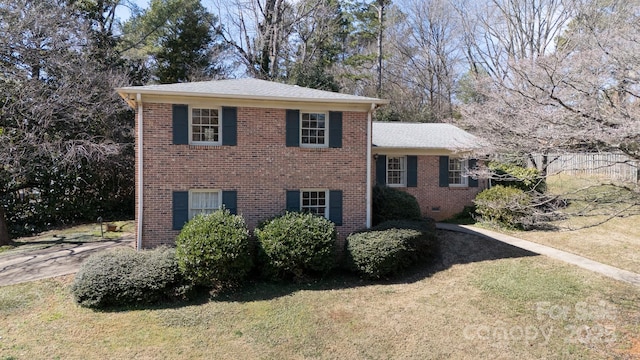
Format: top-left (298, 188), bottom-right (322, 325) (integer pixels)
top-left (0, 205), bottom-right (10, 246)
top-left (376, 1), bottom-right (384, 96)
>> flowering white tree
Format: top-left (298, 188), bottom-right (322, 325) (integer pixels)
top-left (457, 0), bottom-right (640, 225)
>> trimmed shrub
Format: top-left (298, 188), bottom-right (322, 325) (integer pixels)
top-left (474, 185), bottom-right (532, 229)
top-left (346, 220), bottom-right (437, 279)
top-left (72, 247), bottom-right (182, 309)
top-left (489, 162), bottom-right (546, 192)
top-left (372, 185), bottom-right (421, 225)
top-left (175, 209), bottom-right (253, 287)
top-left (447, 205), bottom-right (477, 224)
top-left (255, 211), bottom-right (336, 280)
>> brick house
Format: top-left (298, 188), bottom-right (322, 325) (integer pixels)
top-left (116, 79), bottom-right (388, 249)
top-left (372, 122), bottom-right (487, 221)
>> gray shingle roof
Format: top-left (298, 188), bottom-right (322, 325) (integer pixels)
top-left (372, 122), bottom-right (480, 150)
top-left (116, 78), bottom-right (388, 105)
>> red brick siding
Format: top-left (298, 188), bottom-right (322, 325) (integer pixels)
top-left (372, 155), bottom-right (486, 221)
top-left (136, 103), bottom-right (368, 248)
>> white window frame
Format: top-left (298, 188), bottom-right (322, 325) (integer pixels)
top-left (189, 106), bottom-right (222, 145)
top-left (448, 158), bottom-right (469, 187)
top-left (188, 189), bottom-right (221, 219)
top-left (300, 189), bottom-right (329, 219)
top-left (300, 112), bottom-right (328, 148)
top-left (386, 156), bottom-right (407, 187)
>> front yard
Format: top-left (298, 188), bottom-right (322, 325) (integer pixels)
top-left (1, 230), bottom-right (639, 359)
top-left (499, 175), bottom-right (640, 274)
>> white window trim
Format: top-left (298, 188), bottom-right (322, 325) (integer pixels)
top-left (386, 156), bottom-right (407, 188)
top-left (449, 158), bottom-right (469, 188)
top-left (300, 189), bottom-right (329, 219)
top-left (299, 111), bottom-right (329, 148)
top-left (188, 189), bottom-right (221, 219)
top-left (189, 106), bottom-right (222, 146)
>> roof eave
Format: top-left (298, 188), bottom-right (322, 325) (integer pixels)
top-left (372, 145), bottom-right (480, 156)
top-left (115, 87), bottom-right (390, 106)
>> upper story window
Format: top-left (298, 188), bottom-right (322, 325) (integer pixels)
top-left (300, 112), bottom-right (327, 147)
top-left (191, 108), bottom-right (221, 145)
top-left (448, 158), bottom-right (469, 187)
top-left (189, 190), bottom-right (221, 219)
top-left (386, 156), bottom-right (407, 187)
top-left (172, 105), bottom-right (237, 146)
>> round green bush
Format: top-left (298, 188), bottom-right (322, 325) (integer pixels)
top-left (474, 185), bottom-right (532, 229)
top-left (371, 220), bottom-right (438, 260)
top-left (489, 162), bottom-right (546, 192)
top-left (372, 185), bottom-right (421, 225)
top-left (346, 220), bottom-right (437, 279)
top-left (72, 247), bottom-right (182, 309)
top-left (255, 211), bottom-right (336, 280)
top-left (175, 209), bottom-right (253, 287)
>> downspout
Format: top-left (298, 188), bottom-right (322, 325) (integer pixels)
top-left (136, 93), bottom-right (144, 250)
top-left (366, 103), bottom-right (375, 228)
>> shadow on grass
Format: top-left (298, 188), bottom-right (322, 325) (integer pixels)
top-left (212, 228), bottom-right (539, 303)
top-left (93, 228), bottom-right (539, 312)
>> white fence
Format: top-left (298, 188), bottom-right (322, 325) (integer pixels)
top-left (528, 153), bottom-right (639, 183)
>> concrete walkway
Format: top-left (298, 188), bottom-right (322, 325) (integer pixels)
top-left (437, 223), bottom-right (640, 287)
top-left (0, 235), bottom-right (134, 287)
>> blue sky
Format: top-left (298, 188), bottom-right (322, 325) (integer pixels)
top-left (114, 0), bottom-right (151, 21)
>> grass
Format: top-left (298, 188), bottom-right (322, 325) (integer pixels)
top-left (500, 175), bottom-right (640, 274)
top-left (1, 230), bottom-right (639, 359)
top-left (515, 215), bottom-right (640, 274)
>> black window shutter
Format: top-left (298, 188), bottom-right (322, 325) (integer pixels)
top-left (329, 190), bottom-right (343, 225)
top-left (328, 111), bottom-right (342, 148)
top-left (286, 190), bottom-right (300, 212)
top-left (172, 191), bottom-right (189, 230)
top-left (286, 110), bottom-right (300, 147)
top-left (222, 191), bottom-right (238, 214)
top-left (407, 156), bottom-right (418, 187)
top-left (439, 156), bottom-right (449, 187)
top-left (221, 107), bottom-right (237, 146)
top-left (376, 155), bottom-right (387, 186)
top-left (468, 159), bottom-right (479, 187)
top-left (172, 104), bottom-right (189, 145)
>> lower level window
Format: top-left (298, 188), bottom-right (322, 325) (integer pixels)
top-left (189, 190), bottom-right (220, 219)
top-left (387, 156), bottom-right (406, 187)
top-left (301, 190), bottom-right (328, 218)
top-left (448, 158), bottom-right (469, 186)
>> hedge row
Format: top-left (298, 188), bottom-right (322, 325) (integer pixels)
top-left (73, 205), bottom-right (438, 309)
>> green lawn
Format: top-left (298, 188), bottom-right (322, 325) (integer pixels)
top-left (502, 175), bottom-right (640, 274)
top-left (1, 230), bottom-right (639, 359)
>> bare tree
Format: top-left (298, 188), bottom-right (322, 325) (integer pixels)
top-left (457, 0), bottom-right (575, 80)
top-left (384, 0), bottom-right (462, 121)
top-left (286, 0), bottom-right (347, 90)
top-left (213, 0), bottom-right (300, 79)
top-left (457, 0), bottom-right (640, 225)
top-left (0, 0), bottom-right (131, 244)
